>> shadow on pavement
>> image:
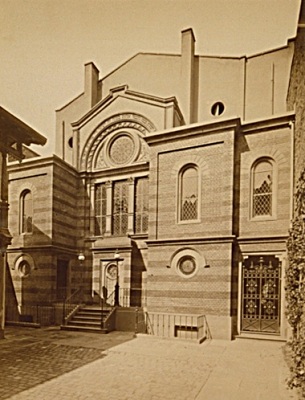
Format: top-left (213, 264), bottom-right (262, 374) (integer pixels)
top-left (0, 326), bottom-right (135, 400)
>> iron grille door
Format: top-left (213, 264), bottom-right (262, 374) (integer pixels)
top-left (241, 255), bottom-right (281, 334)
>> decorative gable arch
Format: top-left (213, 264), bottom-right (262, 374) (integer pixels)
top-left (81, 112), bottom-right (156, 171)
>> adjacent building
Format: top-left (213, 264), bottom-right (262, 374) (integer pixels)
top-left (0, 107), bottom-right (46, 338)
top-left (6, 2), bottom-right (305, 339)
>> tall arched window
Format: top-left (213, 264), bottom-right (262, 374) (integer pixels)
top-left (20, 190), bottom-right (33, 233)
top-left (252, 159), bottom-right (273, 218)
top-left (95, 183), bottom-right (107, 235)
top-left (135, 177), bottom-right (149, 234)
top-left (179, 165), bottom-right (199, 221)
top-left (112, 180), bottom-right (129, 235)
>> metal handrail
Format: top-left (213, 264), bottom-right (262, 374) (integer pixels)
top-left (62, 288), bottom-right (82, 325)
top-left (101, 289), bottom-right (116, 329)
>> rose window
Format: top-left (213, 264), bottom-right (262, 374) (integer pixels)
top-left (109, 134), bottom-right (135, 165)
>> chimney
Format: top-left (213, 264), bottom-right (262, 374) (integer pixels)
top-left (181, 28), bottom-right (196, 124)
top-left (84, 62), bottom-right (99, 109)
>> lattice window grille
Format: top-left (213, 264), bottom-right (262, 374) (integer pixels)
top-left (180, 167), bottom-right (198, 221)
top-left (253, 161), bottom-right (273, 217)
top-left (112, 181), bottom-right (129, 235)
top-left (135, 177), bottom-right (149, 234)
top-left (95, 184), bottom-right (106, 235)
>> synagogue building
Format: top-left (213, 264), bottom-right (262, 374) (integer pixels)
top-left (6, 2), bottom-right (305, 340)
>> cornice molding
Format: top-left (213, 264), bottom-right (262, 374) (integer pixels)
top-left (145, 118), bottom-right (241, 146)
top-left (237, 235), bottom-right (288, 244)
top-left (146, 236), bottom-right (236, 247)
top-left (241, 112), bottom-right (295, 134)
top-left (8, 154), bottom-right (79, 177)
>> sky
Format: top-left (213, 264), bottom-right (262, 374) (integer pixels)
top-left (0, 0), bottom-right (302, 156)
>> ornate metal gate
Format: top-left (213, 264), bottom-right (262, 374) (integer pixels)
top-left (241, 255), bottom-right (281, 334)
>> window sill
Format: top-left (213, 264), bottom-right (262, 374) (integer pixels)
top-left (128, 233), bottom-right (148, 240)
top-left (178, 219), bottom-right (201, 225)
top-left (249, 216), bottom-right (277, 222)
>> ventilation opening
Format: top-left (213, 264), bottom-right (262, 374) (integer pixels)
top-left (211, 102), bottom-right (225, 116)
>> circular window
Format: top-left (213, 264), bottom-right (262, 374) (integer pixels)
top-left (18, 261), bottom-right (31, 278)
top-left (14, 254), bottom-right (35, 278)
top-left (211, 102), bottom-right (225, 116)
top-left (68, 137), bottom-right (73, 148)
top-left (178, 256), bottom-right (196, 276)
top-left (106, 264), bottom-right (118, 279)
top-left (109, 134), bottom-right (135, 165)
top-left (171, 248), bottom-right (204, 278)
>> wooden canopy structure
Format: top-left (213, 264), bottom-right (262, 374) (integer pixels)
top-left (0, 106), bottom-right (46, 161)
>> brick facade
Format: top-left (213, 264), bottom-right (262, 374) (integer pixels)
top-left (5, 5), bottom-right (305, 339)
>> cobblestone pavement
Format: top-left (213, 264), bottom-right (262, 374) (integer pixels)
top-left (0, 327), bottom-right (134, 400)
top-left (0, 327), bottom-right (299, 400)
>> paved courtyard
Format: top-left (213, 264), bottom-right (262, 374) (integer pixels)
top-left (0, 326), bottom-right (298, 400)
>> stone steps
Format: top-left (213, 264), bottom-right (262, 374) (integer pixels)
top-left (61, 306), bottom-right (111, 333)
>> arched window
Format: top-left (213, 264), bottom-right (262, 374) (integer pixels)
top-left (95, 183), bottom-right (107, 235)
top-left (135, 177), bottom-right (149, 234)
top-left (179, 165), bottom-right (199, 221)
top-left (112, 180), bottom-right (129, 235)
top-left (252, 159), bottom-right (274, 218)
top-left (20, 190), bottom-right (33, 234)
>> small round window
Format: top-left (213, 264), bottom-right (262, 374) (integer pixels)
top-left (211, 102), bottom-right (225, 116)
top-left (68, 137), bottom-right (73, 148)
top-left (18, 261), bottom-right (31, 278)
top-left (178, 256), bottom-right (197, 276)
top-left (14, 254), bottom-right (35, 278)
top-left (171, 248), bottom-right (204, 279)
top-left (106, 264), bottom-right (118, 280)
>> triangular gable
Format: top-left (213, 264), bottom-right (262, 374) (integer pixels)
top-left (71, 85), bottom-right (184, 132)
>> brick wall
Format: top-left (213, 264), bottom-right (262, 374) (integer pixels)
top-left (287, 28), bottom-right (305, 187)
top-left (148, 127), bottom-right (236, 241)
top-left (7, 157), bottom-right (84, 307)
top-left (239, 122), bottom-right (292, 238)
top-left (52, 160), bottom-right (79, 248)
top-left (147, 242), bottom-right (233, 316)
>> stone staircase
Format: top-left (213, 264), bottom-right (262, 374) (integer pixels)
top-left (61, 305), bottom-right (112, 333)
